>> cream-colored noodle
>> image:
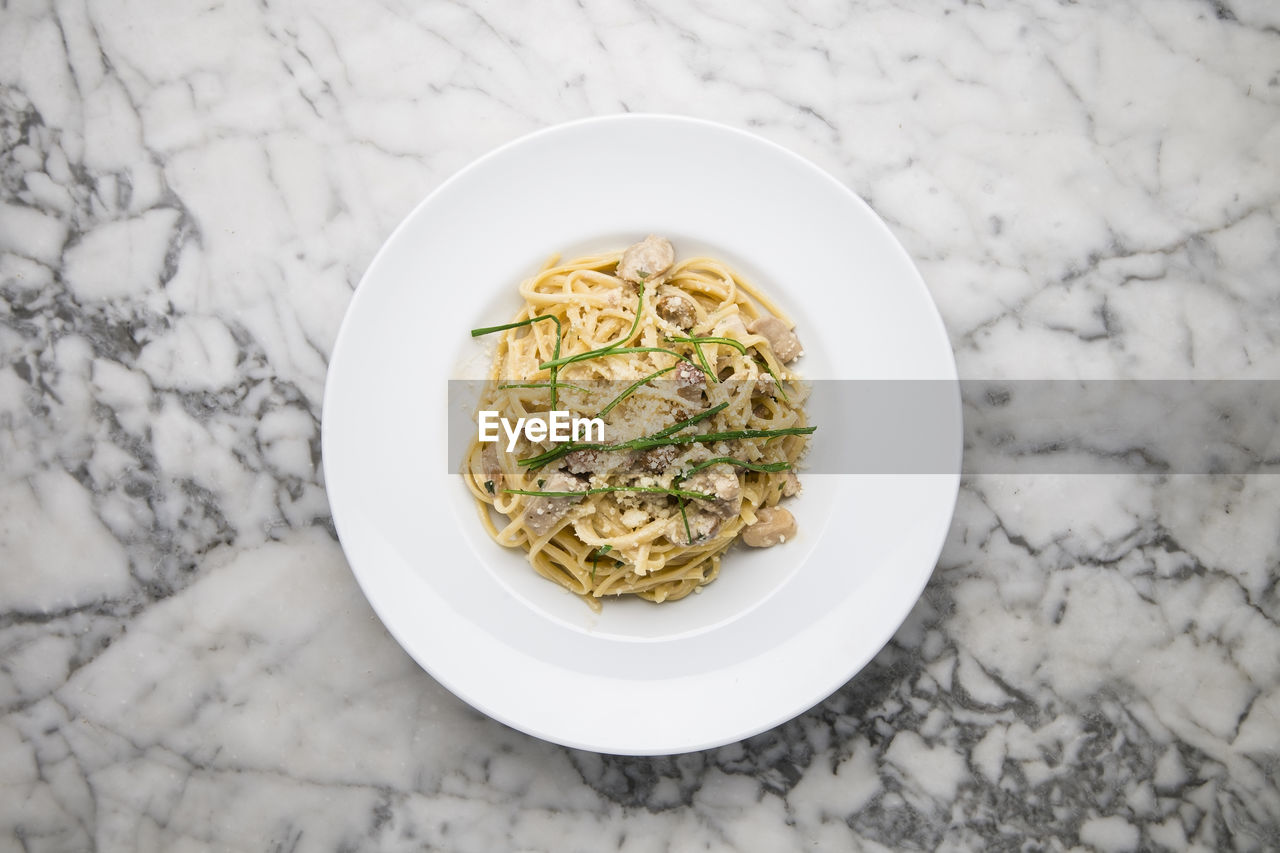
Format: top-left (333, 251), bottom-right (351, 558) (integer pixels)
top-left (463, 244), bottom-right (809, 610)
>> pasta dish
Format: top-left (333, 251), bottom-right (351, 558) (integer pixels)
top-left (463, 236), bottom-right (814, 608)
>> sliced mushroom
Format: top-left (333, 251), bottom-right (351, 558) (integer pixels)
top-left (563, 448), bottom-right (623, 479)
top-left (666, 509), bottom-right (721, 546)
top-left (632, 444), bottom-right (679, 475)
top-left (681, 463), bottom-right (742, 519)
top-left (656, 293), bottom-right (696, 330)
top-left (522, 471), bottom-right (587, 537)
top-left (481, 444), bottom-right (504, 494)
top-left (747, 315), bottom-right (803, 363)
top-left (673, 360), bottom-right (706, 402)
top-left (617, 235), bottom-right (675, 285)
top-left (742, 506), bottom-right (796, 547)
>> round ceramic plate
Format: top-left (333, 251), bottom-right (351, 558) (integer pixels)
top-left (322, 115), bottom-right (960, 755)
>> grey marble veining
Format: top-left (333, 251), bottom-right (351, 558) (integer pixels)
top-left (2, 0), bottom-right (1278, 850)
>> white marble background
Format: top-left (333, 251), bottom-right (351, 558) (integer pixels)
top-left (2, 0), bottom-right (1278, 850)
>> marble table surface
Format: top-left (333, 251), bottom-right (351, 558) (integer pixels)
top-left (2, 0), bottom-right (1278, 850)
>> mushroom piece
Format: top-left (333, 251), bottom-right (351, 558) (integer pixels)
top-left (656, 293), bottom-right (696, 330)
top-left (617, 235), bottom-right (675, 285)
top-left (522, 471), bottom-right (587, 537)
top-left (481, 444), bottom-right (504, 494)
top-left (747, 315), bottom-right (803, 363)
top-left (563, 448), bottom-right (624, 479)
top-left (742, 506), bottom-right (797, 548)
top-left (681, 463), bottom-right (742, 519)
top-left (673, 360), bottom-right (706, 402)
top-left (666, 509), bottom-right (721, 546)
top-left (631, 444), bottom-right (679, 475)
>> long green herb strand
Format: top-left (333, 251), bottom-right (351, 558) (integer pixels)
top-left (690, 340), bottom-right (714, 382)
top-left (539, 345), bottom-right (693, 372)
top-left (646, 401), bottom-right (730, 440)
top-left (754, 357), bottom-right (790, 404)
top-left (595, 365), bottom-right (677, 419)
top-left (498, 381), bottom-right (595, 395)
top-left (678, 495), bottom-right (692, 544)
top-left (604, 286), bottom-right (646, 351)
top-left (533, 289), bottom-right (715, 378)
top-left (504, 485), bottom-right (717, 500)
top-left (673, 456), bottom-right (793, 485)
top-left (518, 402), bottom-right (731, 469)
top-left (536, 287), bottom-right (644, 372)
top-left (615, 425), bottom-right (815, 454)
top-left (472, 314), bottom-right (564, 409)
top-left (518, 423), bottom-right (813, 471)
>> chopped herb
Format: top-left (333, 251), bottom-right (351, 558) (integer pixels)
top-left (518, 411), bottom-right (811, 470)
top-left (590, 545), bottom-right (614, 582)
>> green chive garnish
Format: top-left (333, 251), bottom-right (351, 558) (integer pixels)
top-left (505, 485), bottom-right (717, 500)
top-left (472, 314), bottom-right (565, 409)
top-left (498, 381), bottom-right (595, 395)
top-left (518, 403), bottom-right (730, 469)
top-left (596, 365), bottom-right (677, 419)
top-left (591, 544), bottom-right (614, 582)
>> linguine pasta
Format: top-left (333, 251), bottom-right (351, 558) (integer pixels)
top-left (463, 236), bottom-right (812, 609)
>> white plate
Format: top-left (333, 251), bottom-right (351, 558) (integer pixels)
top-left (322, 115), bottom-right (960, 755)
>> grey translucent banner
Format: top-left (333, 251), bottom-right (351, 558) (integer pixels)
top-left (447, 380), bottom-right (1280, 475)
